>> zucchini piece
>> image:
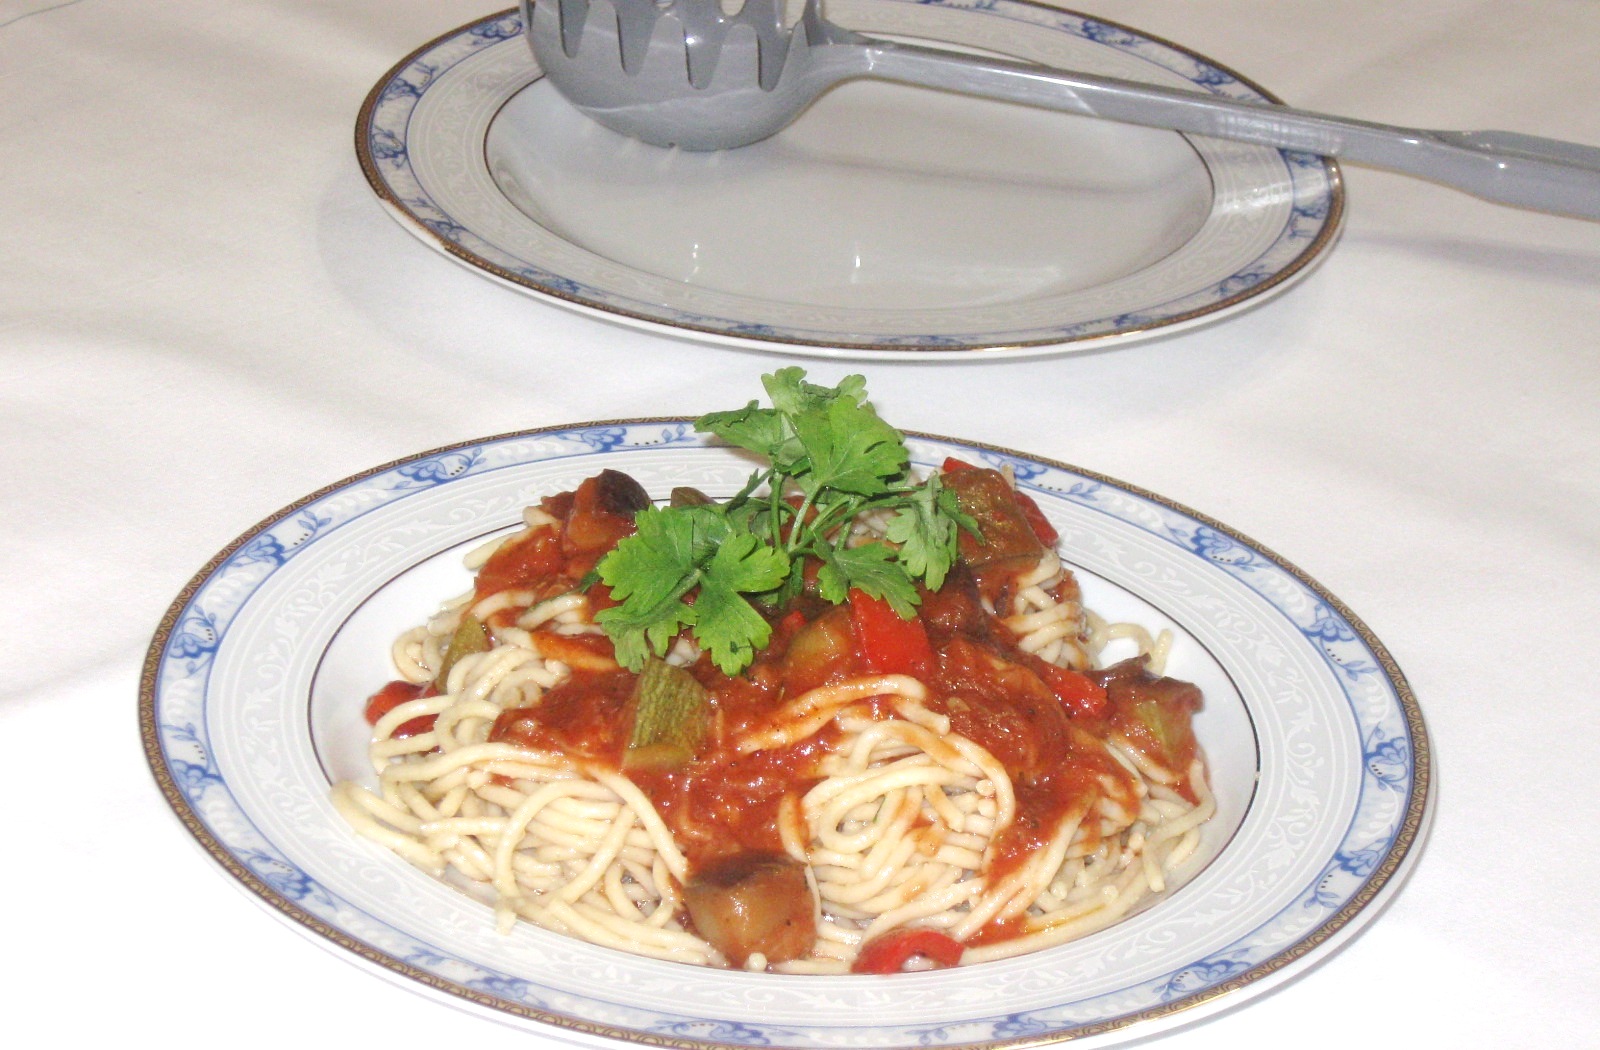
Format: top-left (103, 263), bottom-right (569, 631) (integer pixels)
top-left (434, 612), bottom-right (490, 690)
top-left (623, 658), bottom-right (710, 772)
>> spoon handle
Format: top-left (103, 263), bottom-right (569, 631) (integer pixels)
top-left (863, 40), bottom-right (1600, 221)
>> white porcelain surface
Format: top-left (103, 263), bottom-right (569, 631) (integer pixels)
top-left (358, 2), bottom-right (1343, 356)
top-left (145, 424), bottom-right (1429, 1049)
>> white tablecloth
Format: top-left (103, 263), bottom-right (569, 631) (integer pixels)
top-left (5, 0), bottom-right (1597, 1046)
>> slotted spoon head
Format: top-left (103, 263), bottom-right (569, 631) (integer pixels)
top-left (522, 0), bottom-right (861, 149)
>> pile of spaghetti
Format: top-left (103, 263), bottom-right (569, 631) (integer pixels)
top-left (332, 370), bottom-right (1214, 974)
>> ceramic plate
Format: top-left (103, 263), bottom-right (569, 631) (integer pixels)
top-left (356, 3), bottom-right (1343, 358)
top-left (143, 422), bottom-right (1429, 1049)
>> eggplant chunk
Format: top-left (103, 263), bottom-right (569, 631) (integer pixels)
top-left (683, 853), bottom-right (815, 967)
top-left (563, 469), bottom-right (652, 574)
top-left (591, 468), bottom-right (652, 516)
top-left (943, 467), bottom-right (1045, 574)
top-left (1093, 657), bottom-right (1202, 780)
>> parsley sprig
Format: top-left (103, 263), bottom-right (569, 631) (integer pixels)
top-left (594, 369), bottom-right (973, 676)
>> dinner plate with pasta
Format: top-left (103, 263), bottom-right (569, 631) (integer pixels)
top-left (143, 371), bottom-right (1431, 1048)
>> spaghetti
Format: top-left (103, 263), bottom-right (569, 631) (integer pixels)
top-left (332, 462), bottom-right (1214, 974)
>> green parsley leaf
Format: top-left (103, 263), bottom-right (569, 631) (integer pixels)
top-left (592, 370), bottom-right (977, 675)
top-left (594, 505), bottom-right (723, 669)
top-left (792, 393), bottom-right (907, 498)
top-left (764, 367), bottom-right (865, 414)
top-left (695, 399), bottom-right (783, 462)
top-left (882, 475), bottom-right (960, 593)
top-left (814, 542), bottom-right (920, 617)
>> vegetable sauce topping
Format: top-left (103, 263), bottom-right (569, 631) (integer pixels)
top-left (333, 370), bottom-right (1213, 974)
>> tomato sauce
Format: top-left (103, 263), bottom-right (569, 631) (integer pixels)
top-left (482, 597), bottom-right (1148, 890)
top-left (375, 466), bottom-right (1204, 958)
top-left (364, 679), bottom-right (437, 737)
top-left (926, 636), bottom-right (1138, 882)
top-left (486, 653), bottom-right (836, 866)
top-left (490, 668), bottom-right (636, 763)
top-left (473, 527), bottom-right (567, 602)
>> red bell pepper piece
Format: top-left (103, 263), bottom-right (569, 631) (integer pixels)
top-left (851, 928), bottom-right (966, 974)
top-left (1033, 660), bottom-right (1109, 718)
top-left (363, 679), bottom-right (438, 737)
top-left (848, 589), bottom-right (935, 679)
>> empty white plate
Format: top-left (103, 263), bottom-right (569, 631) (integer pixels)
top-left (357, 2), bottom-right (1344, 356)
